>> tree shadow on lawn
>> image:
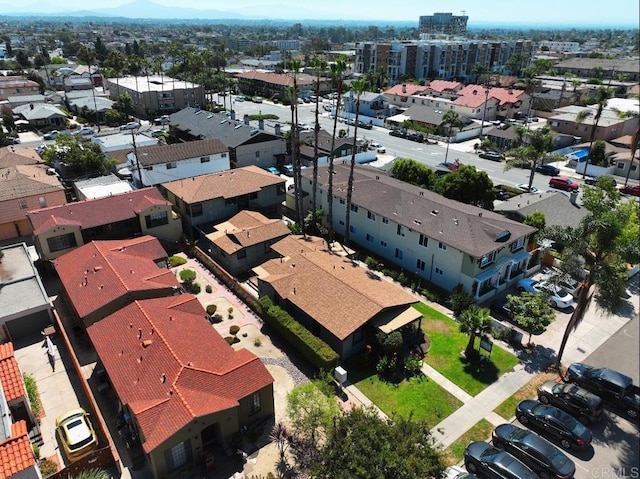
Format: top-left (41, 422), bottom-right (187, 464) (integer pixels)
top-left (460, 355), bottom-right (500, 385)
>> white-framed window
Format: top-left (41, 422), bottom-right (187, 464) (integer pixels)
top-left (39, 197), bottom-right (47, 207)
top-left (367, 211), bottom-right (376, 221)
top-left (438, 242), bottom-right (447, 250)
top-left (397, 225), bottom-right (406, 237)
top-left (395, 248), bottom-right (403, 260)
top-left (350, 204), bottom-right (359, 212)
top-left (435, 267), bottom-right (443, 275)
top-left (510, 237), bottom-right (525, 252)
top-left (380, 240), bottom-right (387, 247)
top-left (480, 251), bottom-right (497, 268)
top-left (339, 198), bottom-right (346, 204)
top-left (416, 259), bottom-right (426, 271)
top-left (419, 234), bottom-right (429, 247)
top-left (166, 162), bottom-right (176, 169)
top-left (200, 156), bottom-right (210, 163)
top-left (382, 217), bottom-right (389, 224)
top-left (366, 233), bottom-right (375, 242)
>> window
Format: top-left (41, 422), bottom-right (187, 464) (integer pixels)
top-left (416, 259), bottom-right (426, 271)
top-left (395, 248), bottom-right (403, 260)
top-left (480, 251), bottom-right (497, 268)
top-left (380, 240), bottom-right (387, 247)
top-left (19, 199), bottom-right (27, 209)
top-left (349, 225), bottom-right (357, 234)
top-left (249, 392), bottom-right (261, 415)
top-left (166, 162), bottom-right (176, 169)
top-left (438, 242), bottom-right (447, 250)
top-left (366, 233), bottom-right (375, 243)
top-left (435, 267), bottom-right (443, 275)
top-left (339, 220), bottom-right (345, 226)
top-left (39, 197), bottom-right (47, 208)
top-left (191, 204), bottom-right (203, 217)
top-left (350, 204), bottom-right (358, 212)
top-left (145, 211), bottom-right (169, 228)
top-left (382, 217), bottom-right (389, 224)
top-left (200, 156), bottom-right (210, 163)
top-left (419, 234), bottom-right (429, 247)
top-left (510, 237), bottom-right (525, 252)
top-left (339, 198), bottom-right (346, 204)
top-left (47, 233), bottom-right (77, 253)
top-left (144, 166), bottom-right (153, 171)
top-left (221, 152), bottom-right (228, 158)
top-left (237, 249), bottom-right (247, 259)
top-left (367, 211), bottom-right (376, 221)
top-left (397, 225), bottom-right (406, 237)
top-left (255, 151), bottom-right (260, 158)
top-left (617, 162), bottom-right (625, 170)
top-left (165, 440), bottom-right (191, 471)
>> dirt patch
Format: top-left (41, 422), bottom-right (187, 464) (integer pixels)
top-left (423, 318), bottom-right (453, 335)
top-left (233, 324), bottom-right (283, 359)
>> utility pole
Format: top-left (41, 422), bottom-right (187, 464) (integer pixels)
top-left (130, 128), bottom-right (143, 188)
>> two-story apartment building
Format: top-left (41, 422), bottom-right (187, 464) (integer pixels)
top-left (299, 165), bottom-right (536, 301)
top-left (235, 70), bottom-right (313, 101)
top-left (120, 138), bottom-right (230, 188)
top-left (169, 108), bottom-right (287, 169)
top-left (341, 91), bottom-right (391, 119)
top-left (28, 187), bottom-right (182, 261)
top-left (0, 76), bottom-right (40, 101)
top-left (160, 165), bottom-right (286, 236)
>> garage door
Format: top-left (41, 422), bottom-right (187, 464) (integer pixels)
top-left (6, 310), bottom-right (52, 340)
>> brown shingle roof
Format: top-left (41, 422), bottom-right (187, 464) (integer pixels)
top-left (0, 146), bottom-right (40, 168)
top-left (0, 343), bottom-right (26, 402)
top-left (54, 236), bottom-right (177, 320)
top-left (0, 421), bottom-right (35, 478)
top-left (256, 235), bottom-right (418, 340)
top-left (122, 138), bottom-right (228, 167)
top-left (86, 295), bottom-right (273, 454)
top-left (28, 187), bottom-right (170, 235)
top-left (161, 165), bottom-right (285, 204)
top-left (0, 164), bottom-right (64, 202)
top-left (208, 211), bottom-right (290, 255)
top-left (302, 164), bottom-right (536, 257)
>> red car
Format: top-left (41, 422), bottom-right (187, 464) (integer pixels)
top-left (549, 176), bottom-right (579, 192)
top-left (620, 184), bottom-right (640, 197)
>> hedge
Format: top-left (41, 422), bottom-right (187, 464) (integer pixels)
top-left (258, 296), bottom-right (339, 371)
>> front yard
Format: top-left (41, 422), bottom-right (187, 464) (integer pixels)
top-left (414, 303), bottom-right (520, 396)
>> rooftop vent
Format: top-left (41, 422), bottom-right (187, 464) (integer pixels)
top-left (207, 114), bottom-right (214, 119)
top-left (431, 209), bottom-right (438, 215)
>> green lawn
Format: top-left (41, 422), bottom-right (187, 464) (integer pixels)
top-left (413, 303), bottom-right (519, 396)
top-left (443, 419), bottom-right (494, 466)
top-left (346, 360), bottom-right (462, 427)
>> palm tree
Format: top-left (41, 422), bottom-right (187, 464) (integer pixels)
top-left (612, 104), bottom-right (639, 186)
top-left (310, 55), bottom-right (327, 221)
top-left (505, 126), bottom-right (557, 192)
top-left (327, 56), bottom-right (347, 242)
top-left (127, 55), bottom-right (143, 115)
top-left (576, 86), bottom-right (613, 178)
top-left (76, 45), bottom-right (100, 131)
top-left (441, 110), bottom-right (462, 164)
top-left (458, 306), bottom-right (493, 358)
top-left (106, 50), bottom-right (126, 93)
top-left (72, 469), bottom-right (111, 479)
top-left (285, 84), bottom-right (301, 225)
top-left (289, 58), bottom-right (304, 230)
top-left (344, 77), bottom-right (368, 246)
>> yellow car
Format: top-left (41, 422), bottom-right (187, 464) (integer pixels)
top-left (55, 408), bottom-right (98, 462)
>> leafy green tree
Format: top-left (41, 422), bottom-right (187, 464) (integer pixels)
top-left (15, 50), bottom-right (30, 69)
top-left (43, 134), bottom-right (115, 176)
top-left (458, 305), bottom-right (493, 357)
top-left (575, 86), bottom-right (613, 178)
top-left (391, 158), bottom-right (437, 190)
top-left (523, 211), bottom-right (545, 230)
top-left (506, 293), bottom-right (555, 344)
top-left (2, 112), bottom-right (15, 132)
top-left (505, 126), bottom-right (559, 192)
top-left (441, 110), bottom-right (463, 164)
top-left (435, 164), bottom-right (495, 210)
top-left (286, 380), bottom-right (340, 445)
top-left (544, 184), bottom-right (640, 368)
top-left (306, 407), bottom-right (444, 478)
top-left (589, 139), bottom-right (608, 166)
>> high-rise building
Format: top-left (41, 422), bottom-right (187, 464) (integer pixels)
top-left (419, 12), bottom-right (469, 36)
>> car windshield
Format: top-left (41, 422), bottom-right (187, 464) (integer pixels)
top-left (70, 435), bottom-right (95, 450)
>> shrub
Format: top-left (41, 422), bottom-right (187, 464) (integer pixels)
top-left (32, 444), bottom-right (40, 460)
top-left (230, 325), bottom-right (240, 335)
top-left (205, 284), bottom-right (213, 293)
top-left (212, 314), bottom-right (223, 323)
top-left (365, 256), bottom-right (379, 270)
top-left (449, 289), bottom-right (474, 317)
top-left (404, 355), bottom-right (423, 376)
top-left (168, 256), bottom-right (187, 268)
top-left (224, 336), bottom-right (235, 345)
top-left (377, 331), bottom-right (403, 356)
top-left (179, 269), bottom-right (196, 283)
top-left (258, 296), bottom-right (339, 371)
top-left (254, 337), bottom-right (262, 347)
top-left (39, 459), bottom-right (58, 476)
top-left (206, 304), bottom-right (217, 316)
top-left (23, 373), bottom-right (40, 415)
top-left (190, 282), bottom-right (201, 294)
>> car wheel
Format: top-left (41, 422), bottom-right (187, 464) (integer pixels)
top-left (519, 415), bottom-right (529, 424)
top-left (539, 395), bottom-right (550, 404)
top-left (551, 300), bottom-right (559, 308)
top-left (517, 287), bottom-right (525, 293)
top-left (560, 439), bottom-right (572, 450)
top-left (493, 439), bottom-right (504, 449)
top-left (578, 415), bottom-right (590, 425)
top-left (466, 461), bottom-right (478, 474)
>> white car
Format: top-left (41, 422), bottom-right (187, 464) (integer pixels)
top-left (120, 122), bottom-right (140, 131)
top-left (517, 278), bottom-right (575, 309)
top-left (74, 127), bottom-right (95, 136)
top-left (515, 184), bottom-right (540, 194)
top-left (376, 145), bottom-right (386, 153)
top-left (369, 142), bottom-right (381, 150)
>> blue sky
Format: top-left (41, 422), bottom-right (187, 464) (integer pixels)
top-left (1, 0), bottom-right (638, 26)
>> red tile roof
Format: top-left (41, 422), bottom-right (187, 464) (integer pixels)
top-left (384, 83), bottom-right (429, 97)
top-left (0, 343), bottom-right (26, 402)
top-left (28, 187), bottom-right (171, 235)
top-left (86, 295), bottom-right (273, 453)
top-left (453, 85), bottom-right (526, 108)
top-left (0, 420), bottom-right (36, 478)
top-left (54, 236), bottom-right (178, 320)
top-left (427, 80), bottom-right (462, 93)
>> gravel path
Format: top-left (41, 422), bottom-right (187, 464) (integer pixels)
top-left (261, 356), bottom-right (310, 386)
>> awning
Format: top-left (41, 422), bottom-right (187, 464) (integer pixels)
top-left (373, 306), bottom-right (423, 334)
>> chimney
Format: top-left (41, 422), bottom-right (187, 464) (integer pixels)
top-left (243, 114), bottom-right (250, 125)
top-left (570, 190), bottom-right (578, 205)
top-left (402, 83), bottom-right (407, 93)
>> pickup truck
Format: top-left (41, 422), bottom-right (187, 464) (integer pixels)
top-left (563, 363), bottom-right (640, 420)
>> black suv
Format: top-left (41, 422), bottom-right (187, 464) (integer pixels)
top-left (537, 380), bottom-right (603, 424)
top-left (407, 133), bottom-right (424, 143)
top-left (389, 129), bottom-right (407, 138)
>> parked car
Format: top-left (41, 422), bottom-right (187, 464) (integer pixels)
top-left (536, 164), bottom-right (560, 176)
top-left (439, 160), bottom-right (462, 171)
top-left (154, 115), bottom-right (170, 125)
top-left (537, 380), bottom-right (604, 424)
top-left (479, 151), bottom-right (505, 161)
top-left (548, 176), bottom-right (579, 192)
top-left (267, 166), bottom-right (280, 175)
top-left (151, 130), bottom-right (166, 138)
top-left (464, 441), bottom-right (539, 479)
top-left (323, 104), bottom-right (332, 112)
top-left (389, 129), bottom-right (407, 138)
top-left (252, 97), bottom-right (263, 103)
top-left (516, 278), bottom-right (575, 309)
top-left (491, 424), bottom-right (575, 479)
top-left (234, 96), bottom-right (245, 102)
top-left (376, 145), bottom-right (386, 153)
top-left (358, 121), bottom-right (373, 130)
top-left (280, 163), bottom-right (294, 176)
top-left (407, 133), bottom-right (424, 143)
top-left (74, 127), bottom-right (95, 136)
top-left (563, 363), bottom-right (640, 420)
top-left (619, 184), bottom-right (640, 197)
top-left (55, 408), bottom-right (98, 462)
top-left (539, 269), bottom-right (581, 298)
top-left (515, 184), bottom-right (540, 194)
top-left (120, 122), bottom-right (140, 131)
top-left (443, 465), bottom-right (479, 479)
top-left (515, 400), bottom-right (592, 450)
top-left (43, 130), bottom-right (59, 140)
top-left (369, 142), bottom-right (381, 150)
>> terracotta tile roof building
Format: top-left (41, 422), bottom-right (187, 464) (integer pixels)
top-left (254, 235), bottom-right (421, 358)
top-left (0, 344), bottom-right (26, 403)
top-left (87, 295), bottom-right (274, 477)
top-left (55, 236), bottom-right (179, 325)
top-left (0, 421), bottom-right (37, 478)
